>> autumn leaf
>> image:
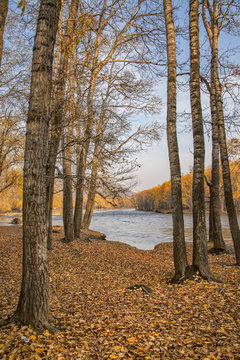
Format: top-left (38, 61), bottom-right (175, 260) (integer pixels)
top-left (127, 336), bottom-right (135, 343)
top-left (0, 226), bottom-right (240, 359)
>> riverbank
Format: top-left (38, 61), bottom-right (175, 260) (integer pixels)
top-left (1, 226), bottom-right (240, 359)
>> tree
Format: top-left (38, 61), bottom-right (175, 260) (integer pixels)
top-left (189, 0), bottom-right (213, 280)
top-left (0, 113), bottom-right (23, 194)
top-left (79, 60), bottom-right (161, 228)
top-left (202, 0), bottom-right (240, 264)
top-left (73, 0), bottom-right (162, 236)
top-left (200, 18), bottom-right (226, 252)
top-left (12, 0), bottom-right (61, 328)
top-left (0, 0), bottom-right (8, 66)
top-left (208, 70), bottom-right (226, 252)
top-left (61, 45), bottom-right (76, 243)
top-left (46, 0), bottom-right (79, 248)
top-left (74, 0), bottom-right (147, 237)
top-left (202, 1), bottom-right (226, 254)
top-left (163, 0), bottom-right (188, 282)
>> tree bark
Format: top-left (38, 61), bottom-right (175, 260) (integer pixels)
top-left (211, 0), bottom-right (240, 264)
top-left (74, 145), bottom-right (85, 238)
top-left (82, 143), bottom-right (99, 229)
top-left (163, 0), bottom-right (188, 282)
top-left (0, 0), bottom-right (8, 67)
top-left (209, 59), bottom-right (226, 251)
top-left (62, 134), bottom-right (74, 242)
top-left (13, 0), bottom-right (61, 328)
top-left (202, 0), bottom-right (226, 254)
top-left (73, 4), bottom-right (107, 238)
top-left (73, 74), bottom-right (97, 237)
top-left (189, 0), bottom-right (212, 280)
top-left (61, 50), bottom-right (75, 243)
top-left (46, 0), bottom-right (79, 249)
top-left (45, 3), bottom-right (63, 249)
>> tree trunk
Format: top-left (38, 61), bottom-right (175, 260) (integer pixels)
top-left (82, 146), bottom-right (99, 229)
top-left (0, 0), bottom-right (8, 67)
top-left (211, 0), bottom-right (240, 264)
top-left (189, 0), bottom-right (212, 280)
top-left (46, 137), bottom-right (59, 250)
top-left (209, 58), bottom-right (226, 252)
top-left (46, 0), bottom-right (79, 249)
top-left (73, 75), bottom-right (96, 237)
top-left (74, 144), bottom-right (85, 238)
top-left (45, 4), bottom-right (63, 249)
top-left (202, 0), bottom-right (226, 254)
top-left (73, 7), bottom-right (106, 238)
top-left (13, 0), bottom-right (61, 328)
top-left (62, 134), bottom-right (74, 242)
top-left (163, 0), bottom-right (188, 282)
top-left (61, 49), bottom-right (75, 243)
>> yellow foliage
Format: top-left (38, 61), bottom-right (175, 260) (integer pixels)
top-left (134, 150), bottom-right (240, 212)
top-left (0, 168), bottom-right (23, 212)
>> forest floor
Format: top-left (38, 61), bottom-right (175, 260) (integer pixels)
top-left (0, 226), bottom-right (240, 360)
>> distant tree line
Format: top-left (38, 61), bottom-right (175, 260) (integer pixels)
top-left (134, 145), bottom-right (240, 213)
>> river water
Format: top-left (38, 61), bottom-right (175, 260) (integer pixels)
top-left (0, 209), bottom-right (234, 250)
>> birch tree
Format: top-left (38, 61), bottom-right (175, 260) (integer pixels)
top-left (163, 0), bottom-right (188, 282)
top-left (189, 0), bottom-right (213, 280)
top-left (202, 0), bottom-right (240, 264)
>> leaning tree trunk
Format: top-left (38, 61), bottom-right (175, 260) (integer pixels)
top-left (189, 0), bottom-right (212, 280)
top-left (81, 161), bottom-right (98, 229)
top-left (82, 144), bottom-right (99, 229)
top-left (163, 0), bottom-right (188, 282)
top-left (0, 0), bottom-right (8, 67)
top-left (82, 75), bottom-right (112, 229)
top-left (211, 0), bottom-right (240, 264)
top-left (13, 0), bottom-right (61, 328)
top-left (214, 60), bottom-right (240, 263)
top-left (73, 9), bottom-right (106, 237)
top-left (73, 75), bottom-right (96, 238)
top-left (46, 0), bottom-right (79, 249)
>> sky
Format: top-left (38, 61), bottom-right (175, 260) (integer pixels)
top-left (133, 1), bottom-right (240, 193)
top-left (135, 128), bottom-right (213, 192)
top-left (134, 79), bottom-right (213, 192)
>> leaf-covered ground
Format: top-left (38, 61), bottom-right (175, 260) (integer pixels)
top-left (0, 226), bottom-right (240, 359)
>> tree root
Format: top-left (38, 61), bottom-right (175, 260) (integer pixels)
top-left (171, 265), bottom-right (223, 284)
top-left (0, 313), bottom-right (59, 333)
top-left (208, 247), bottom-right (232, 255)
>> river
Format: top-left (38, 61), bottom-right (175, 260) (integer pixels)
top-left (0, 209), bottom-right (234, 250)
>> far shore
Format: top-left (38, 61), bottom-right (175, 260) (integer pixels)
top-left (0, 207), bottom-right (134, 217)
top-left (0, 208), bottom-right (233, 217)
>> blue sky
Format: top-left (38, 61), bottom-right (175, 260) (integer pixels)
top-left (134, 81), bottom-right (213, 192)
top-left (133, 1), bottom-right (240, 192)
